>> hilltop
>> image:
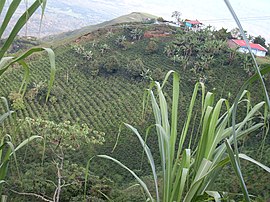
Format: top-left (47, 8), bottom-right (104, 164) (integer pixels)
top-left (42, 12), bottom-right (157, 43)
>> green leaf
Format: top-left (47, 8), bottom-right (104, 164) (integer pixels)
top-left (124, 123), bottom-right (159, 202)
top-left (98, 155), bottom-right (154, 202)
top-left (0, 0), bottom-right (6, 16)
top-left (225, 139), bottom-right (250, 202)
top-left (14, 135), bottom-right (42, 153)
top-left (205, 191), bottom-right (221, 202)
top-left (0, 0), bottom-right (44, 58)
top-left (239, 153), bottom-right (270, 173)
top-left (0, 0), bottom-right (21, 39)
top-left (0, 47), bottom-right (56, 101)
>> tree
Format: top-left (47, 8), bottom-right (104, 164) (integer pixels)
top-left (171, 11), bottom-right (182, 23)
top-left (157, 17), bottom-right (164, 22)
top-left (103, 56), bottom-right (120, 73)
top-left (146, 40), bottom-right (159, 54)
top-left (214, 28), bottom-right (232, 40)
top-left (253, 35), bottom-right (267, 48)
top-left (127, 58), bottom-right (145, 78)
top-left (230, 27), bottom-right (247, 39)
top-left (115, 35), bottom-right (127, 48)
top-left (130, 28), bottom-right (143, 40)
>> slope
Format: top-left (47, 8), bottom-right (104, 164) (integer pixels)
top-left (42, 12), bottom-right (157, 44)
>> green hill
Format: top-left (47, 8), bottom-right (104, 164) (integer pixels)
top-left (1, 19), bottom-right (270, 201)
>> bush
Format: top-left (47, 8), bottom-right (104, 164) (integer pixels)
top-left (126, 58), bottom-right (145, 78)
top-left (145, 40), bottom-right (159, 54)
top-left (8, 92), bottom-right (25, 110)
top-left (103, 56), bottom-right (120, 74)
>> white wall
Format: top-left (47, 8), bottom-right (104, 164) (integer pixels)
top-left (238, 47), bottom-right (266, 57)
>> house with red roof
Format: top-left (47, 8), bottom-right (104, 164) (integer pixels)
top-left (228, 39), bottom-right (268, 57)
top-left (184, 19), bottom-right (202, 31)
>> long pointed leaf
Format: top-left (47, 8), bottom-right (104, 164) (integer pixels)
top-left (225, 139), bottom-right (250, 202)
top-left (239, 153), bottom-right (270, 173)
top-left (98, 155), bottom-right (154, 201)
top-left (0, 0), bottom-right (43, 58)
top-left (0, 0), bottom-right (22, 39)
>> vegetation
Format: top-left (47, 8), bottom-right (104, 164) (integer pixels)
top-left (1, 1), bottom-right (270, 201)
top-left (0, 0), bottom-right (56, 199)
top-left (101, 70), bottom-right (268, 201)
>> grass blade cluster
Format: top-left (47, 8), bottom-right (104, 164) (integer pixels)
top-left (98, 69), bottom-right (267, 201)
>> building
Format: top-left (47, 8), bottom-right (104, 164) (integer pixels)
top-left (228, 39), bottom-right (268, 57)
top-left (184, 19), bottom-right (202, 31)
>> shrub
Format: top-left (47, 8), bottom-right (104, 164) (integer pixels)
top-left (126, 58), bottom-right (145, 78)
top-left (8, 92), bottom-right (25, 110)
top-left (146, 40), bottom-right (159, 54)
top-left (103, 56), bottom-right (120, 74)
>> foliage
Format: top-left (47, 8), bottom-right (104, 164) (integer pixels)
top-left (130, 28), bottom-right (143, 40)
top-left (126, 58), bottom-right (145, 78)
top-left (253, 35), bottom-right (267, 48)
top-left (103, 56), bottom-right (120, 73)
top-left (99, 43), bottom-right (110, 55)
top-left (21, 117), bottom-right (105, 148)
top-left (8, 91), bottom-right (25, 110)
top-left (115, 35), bottom-right (127, 48)
top-left (72, 44), bottom-right (94, 61)
top-left (213, 28), bottom-right (232, 40)
top-left (163, 27), bottom-right (254, 78)
top-left (1, 15), bottom-right (270, 200)
top-left (171, 11), bottom-right (182, 23)
top-left (0, 1), bottom-right (56, 198)
top-left (100, 70), bottom-right (269, 201)
top-left (157, 17), bottom-right (164, 22)
top-left (146, 40), bottom-right (159, 54)
top-left (6, 117), bottom-right (105, 201)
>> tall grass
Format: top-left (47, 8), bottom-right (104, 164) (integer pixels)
top-left (99, 68), bottom-right (270, 201)
top-left (224, 0), bottom-right (270, 201)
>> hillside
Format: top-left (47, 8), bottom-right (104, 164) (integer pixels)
top-left (42, 12), bottom-right (157, 43)
top-left (1, 20), bottom-right (270, 201)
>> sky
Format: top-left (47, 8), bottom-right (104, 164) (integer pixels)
top-left (3, 0), bottom-right (270, 43)
top-left (98, 0), bottom-right (270, 43)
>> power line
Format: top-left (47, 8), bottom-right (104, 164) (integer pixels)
top-left (201, 16), bottom-right (270, 23)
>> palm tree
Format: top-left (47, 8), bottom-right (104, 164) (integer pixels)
top-left (100, 44), bottom-right (110, 55)
top-left (130, 28), bottom-right (143, 40)
top-left (83, 50), bottom-right (94, 61)
top-left (115, 35), bottom-right (126, 47)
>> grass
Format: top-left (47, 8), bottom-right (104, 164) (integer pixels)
top-left (256, 56), bottom-right (270, 65)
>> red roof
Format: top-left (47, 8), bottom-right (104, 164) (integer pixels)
top-left (185, 20), bottom-right (201, 25)
top-left (232, 39), bottom-right (268, 52)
